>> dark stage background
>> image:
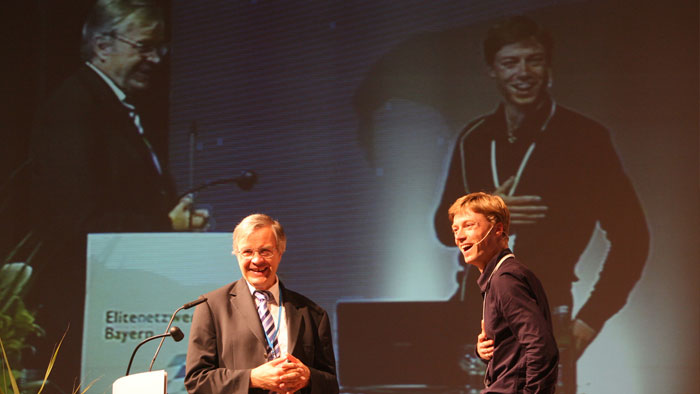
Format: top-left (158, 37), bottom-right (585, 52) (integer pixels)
top-left (3, 0), bottom-right (698, 393)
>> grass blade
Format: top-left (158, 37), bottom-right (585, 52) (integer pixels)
top-left (0, 337), bottom-right (20, 394)
top-left (36, 328), bottom-right (68, 394)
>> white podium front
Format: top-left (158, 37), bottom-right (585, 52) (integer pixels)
top-left (113, 370), bottom-right (167, 394)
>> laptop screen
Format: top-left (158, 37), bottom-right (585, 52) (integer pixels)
top-left (336, 301), bottom-right (484, 390)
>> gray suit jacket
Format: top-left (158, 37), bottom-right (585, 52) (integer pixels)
top-left (184, 279), bottom-right (339, 393)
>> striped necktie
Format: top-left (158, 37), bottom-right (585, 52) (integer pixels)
top-left (122, 100), bottom-right (163, 174)
top-left (254, 290), bottom-right (281, 361)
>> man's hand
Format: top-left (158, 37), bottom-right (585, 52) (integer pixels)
top-left (250, 358), bottom-right (289, 391)
top-left (250, 354), bottom-right (310, 393)
top-left (477, 320), bottom-right (495, 361)
top-left (494, 176), bottom-right (548, 225)
top-left (572, 318), bottom-right (597, 358)
top-left (278, 354), bottom-right (310, 393)
top-left (169, 194), bottom-right (209, 231)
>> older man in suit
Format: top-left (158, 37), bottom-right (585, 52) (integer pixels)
top-left (185, 214), bottom-right (339, 394)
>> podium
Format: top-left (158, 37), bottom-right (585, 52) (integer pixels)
top-left (113, 370), bottom-right (167, 394)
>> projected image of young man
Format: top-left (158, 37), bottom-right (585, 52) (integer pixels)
top-left (434, 15), bottom-right (649, 391)
top-left (185, 213), bottom-right (339, 394)
top-left (27, 0), bottom-right (207, 389)
top-left (449, 192), bottom-right (558, 393)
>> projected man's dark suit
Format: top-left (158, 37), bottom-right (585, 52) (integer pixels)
top-left (31, 65), bottom-right (175, 236)
top-left (28, 64), bottom-right (176, 387)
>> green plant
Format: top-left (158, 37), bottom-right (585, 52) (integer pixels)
top-left (0, 331), bottom-right (60, 394)
top-left (1, 156), bottom-right (100, 394)
top-left (0, 234), bottom-right (43, 371)
top-left (1, 155), bottom-right (44, 372)
top-left (0, 330), bottom-right (97, 394)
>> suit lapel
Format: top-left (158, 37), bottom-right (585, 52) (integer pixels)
top-left (229, 279), bottom-right (268, 347)
top-left (80, 65), bottom-right (136, 135)
top-left (81, 65), bottom-right (164, 178)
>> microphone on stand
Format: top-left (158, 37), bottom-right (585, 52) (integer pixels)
top-left (148, 297), bottom-right (208, 372)
top-left (125, 326), bottom-right (184, 376)
top-left (178, 170), bottom-right (258, 199)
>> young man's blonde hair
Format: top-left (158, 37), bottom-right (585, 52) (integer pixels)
top-left (448, 192), bottom-right (511, 236)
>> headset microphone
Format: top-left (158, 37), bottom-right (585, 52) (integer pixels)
top-left (471, 225), bottom-right (495, 248)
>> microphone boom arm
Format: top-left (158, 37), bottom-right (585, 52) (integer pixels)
top-left (126, 332), bottom-right (171, 376)
top-left (178, 171), bottom-right (257, 200)
top-left (148, 305), bottom-right (184, 372)
top-left (148, 297), bottom-right (207, 371)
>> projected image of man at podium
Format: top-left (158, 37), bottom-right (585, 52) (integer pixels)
top-left (26, 0), bottom-right (208, 390)
top-left (185, 214), bottom-right (339, 394)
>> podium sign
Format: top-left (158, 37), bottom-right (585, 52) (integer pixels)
top-left (83, 233), bottom-right (239, 394)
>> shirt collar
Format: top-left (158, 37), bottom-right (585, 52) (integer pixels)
top-left (85, 61), bottom-right (129, 105)
top-left (245, 277), bottom-right (281, 305)
top-left (477, 248), bottom-right (513, 294)
top-left (493, 95), bottom-right (556, 138)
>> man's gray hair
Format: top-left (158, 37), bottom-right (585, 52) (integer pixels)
top-left (80, 0), bottom-right (163, 61)
top-left (232, 214), bottom-right (287, 255)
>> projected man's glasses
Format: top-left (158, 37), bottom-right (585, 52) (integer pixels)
top-left (112, 33), bottom-right (169, 57)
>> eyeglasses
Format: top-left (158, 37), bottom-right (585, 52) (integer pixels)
top-left (112, 33), bottom-right (169, 57)
top-left (238, 248), bottom-right (276, 259)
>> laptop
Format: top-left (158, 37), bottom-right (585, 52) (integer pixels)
top-left (336, 301), bottom-right (484, 391)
